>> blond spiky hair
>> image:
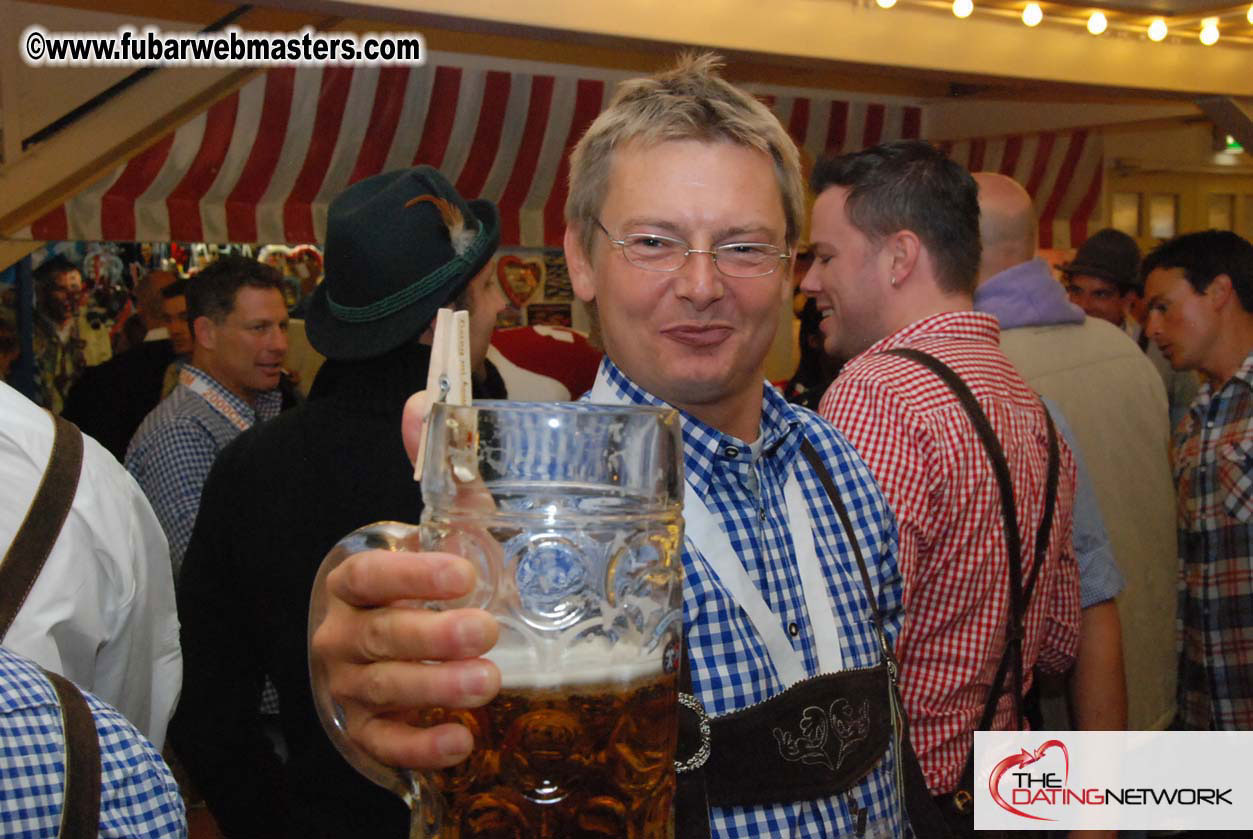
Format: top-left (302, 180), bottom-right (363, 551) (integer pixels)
top-left (565, 52), bottom-right (804, 260)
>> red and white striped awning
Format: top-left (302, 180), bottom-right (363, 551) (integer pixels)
top-left (940, 130), bottom-right (1104, 250)
top-left (14, 52), bottom-right (924, 247)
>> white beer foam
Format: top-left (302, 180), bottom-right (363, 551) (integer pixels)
top-left (488, 641), bottom-right (663, 691)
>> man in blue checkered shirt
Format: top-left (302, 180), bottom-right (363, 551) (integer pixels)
top-left (312, 55), bottom-right (907, 838)
top-left (126, 255), bottom-right (290, 578)
top-left (0, 645), bottom-right (186, 838)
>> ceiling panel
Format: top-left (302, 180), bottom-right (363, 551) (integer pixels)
top-left (1049, 0), bottom-right (1242, 14)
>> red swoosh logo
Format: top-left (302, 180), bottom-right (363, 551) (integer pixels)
top-left (989, 740), bottom-right (1069, 821)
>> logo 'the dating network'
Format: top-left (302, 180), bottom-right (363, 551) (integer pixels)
top-left (978, 732), bottom-right (1241, 831)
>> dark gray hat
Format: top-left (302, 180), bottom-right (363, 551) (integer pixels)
top-left (1059, 228), bottom-right (1142, 291)
top-left (305, 166), bottom-right (499, 361)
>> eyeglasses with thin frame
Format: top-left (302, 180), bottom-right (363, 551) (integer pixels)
top-left (594, 219), bottom-right (791, 279)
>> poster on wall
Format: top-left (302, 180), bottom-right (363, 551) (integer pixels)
top-left (494, 249), bottom-right (587, 329)
top-left (496, 307), bottom-right (524, 329)
top-left (542, 252), bottom-right (573, 302)
top-left (526, 303), bottom-right (573, 327)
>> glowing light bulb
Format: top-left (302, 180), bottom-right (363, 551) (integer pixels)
top-left (1087, 11), bottom-right (1108, 34)
top-left (953, 0), bottom-right (974, 18)
top-left (1247, 4), bottom-right (1252, 25)
top-left (1147, 18), bottom-right (1167, 41)
top-left (1200, 17), bottom-right (1219, 45)
top-left (1022, 3), bottom-right (1043, 26)
top-left (876, 0), bottom-right (898, 8)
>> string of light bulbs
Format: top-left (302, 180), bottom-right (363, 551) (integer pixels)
top-left (871, 0), bottom-right (1253, 46)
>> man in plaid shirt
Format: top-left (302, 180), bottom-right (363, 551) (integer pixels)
top-left (125, 256), bottom-right (289, 577)
top-left (311, 55), bottom-right (908, 837)
top-left (799, 141), bottom-right (1082, 798)
top-left (1141, 230), bottom-right (1253, 730)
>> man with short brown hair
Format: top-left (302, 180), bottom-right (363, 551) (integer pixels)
top-left (1143, 230), bottom-right (1253, 731)
top-left (126, 256), bottom-right (289, 575)
top-left (802, 141), bottom-right (1081, 810)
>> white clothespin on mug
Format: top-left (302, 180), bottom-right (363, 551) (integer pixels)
top-left (414, 307), bottom-right (471, 481)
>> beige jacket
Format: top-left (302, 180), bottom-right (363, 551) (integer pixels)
top-left (1002, 317), bottom-right (1177, 730)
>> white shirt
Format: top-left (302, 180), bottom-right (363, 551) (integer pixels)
top-left (0, 381), bottom-right (182, 747)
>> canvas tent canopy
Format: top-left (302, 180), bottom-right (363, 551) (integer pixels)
top-left (6, 52), bottom-right (1101, 249)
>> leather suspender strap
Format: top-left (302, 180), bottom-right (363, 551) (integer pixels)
top-left (883, 348), bottom-right (1060, 729)
top-left (1, 413), bottom-right (97, 834)
top-left (0, 413), bottom-right (84, 641)
top-left (44, 668), bottom-right (102, 839)
top-left (802, 438), bottom-right (953, 839)
top-left (975, 410), bottom-right (1060, 736)
top-left (881, 348), bottom-right (1059, 809)
top-left (799, 440), bottom-right (893, 659)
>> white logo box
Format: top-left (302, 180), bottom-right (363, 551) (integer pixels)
top-left (974, 731), bottom-right (1253, 831)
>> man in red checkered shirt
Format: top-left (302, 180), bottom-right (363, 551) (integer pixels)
top-left (799, 141), bottom-right (1082, 800)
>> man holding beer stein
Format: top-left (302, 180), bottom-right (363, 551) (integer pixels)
top-left (311, 54), bottom-right (912, 838)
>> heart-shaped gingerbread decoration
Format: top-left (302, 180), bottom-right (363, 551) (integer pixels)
top-left (497, 255), bottom-right (543, 308)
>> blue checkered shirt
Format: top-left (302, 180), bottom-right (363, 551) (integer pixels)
top-left (125, 365), bottom-right (281, 578)
top-left (592, 359), bottom-right (905, 839)
top-left (0, 646), bottom-right (186, 838)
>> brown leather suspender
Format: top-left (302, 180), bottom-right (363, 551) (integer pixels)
top-left (0, 411), bottom-right (100, 838)
top-left (0, 412), bottom-right (84, 639)
top-left (883, 348), bottom-right (1060, 831)
top-left (45, 668), bottom-right (103, 839)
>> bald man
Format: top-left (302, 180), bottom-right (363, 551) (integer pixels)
top-left (973, 172), bottom-right (1178, 734)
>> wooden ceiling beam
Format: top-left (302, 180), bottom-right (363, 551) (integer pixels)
top-left (0, 240), bottom-right (41, 273)
top-left (0, 5), bottom-right (354, 237)
top-left (0, 64), bottom-right (256, 236)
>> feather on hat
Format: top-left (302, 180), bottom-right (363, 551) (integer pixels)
top-left (405, 195), bottom-right (478, 257)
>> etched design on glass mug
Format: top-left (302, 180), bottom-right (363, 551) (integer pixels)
top-left (310, 402), bottom-right (684, 838)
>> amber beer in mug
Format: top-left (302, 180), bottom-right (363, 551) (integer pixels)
top-left (418, 657), bottom-right (677, 838)
top-left (312, 402), bottom-right (685, 839)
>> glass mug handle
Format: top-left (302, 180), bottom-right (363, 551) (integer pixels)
top-left (307, 521), bottom-right (446, 839)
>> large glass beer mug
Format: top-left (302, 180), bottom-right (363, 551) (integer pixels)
top-left (310, 401), bottom-right (685, 838)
